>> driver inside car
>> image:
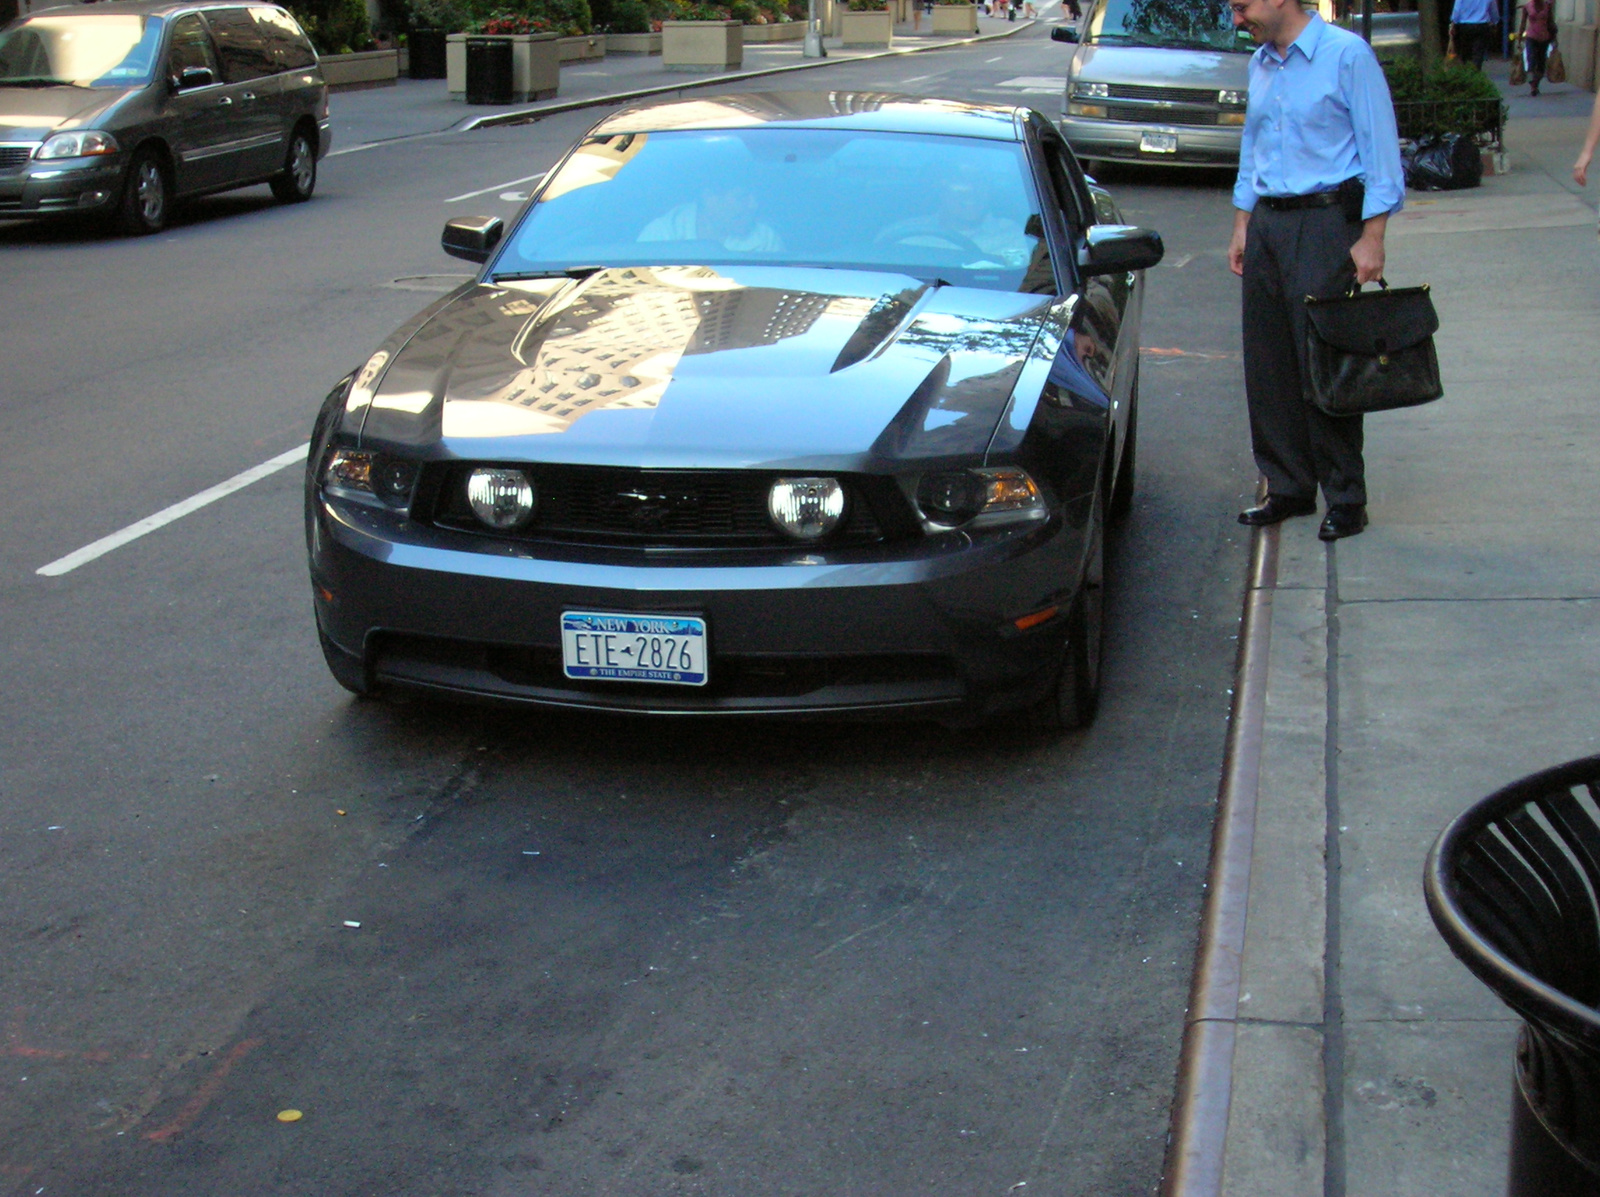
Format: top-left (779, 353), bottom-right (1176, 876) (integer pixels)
top-left (638, 182), bottom-right (783, 252)
top-left (875, 167), bottom-right (1036, 268)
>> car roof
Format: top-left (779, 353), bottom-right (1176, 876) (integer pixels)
top-left (591, 92), bottom-right (1029, 141)
top-left (21, 0), bottom-right (277, 17)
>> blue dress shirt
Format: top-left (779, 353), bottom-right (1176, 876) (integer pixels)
top-left (1231, 14), bottom-right (1406, 221)
top-left (1450, 0), bottom-right (1499, 24)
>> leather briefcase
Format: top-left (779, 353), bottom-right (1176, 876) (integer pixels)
top-left (1302, 281), bottom-right (1443, 417)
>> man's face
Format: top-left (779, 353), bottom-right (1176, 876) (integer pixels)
top-left (1229, 0), bottom-right (1277, 42)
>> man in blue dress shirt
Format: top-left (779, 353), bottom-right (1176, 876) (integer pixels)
top-left (1226, 0), bottom-right (1405, 541)
top-left (1450, 0), bottom-right (1501, 70)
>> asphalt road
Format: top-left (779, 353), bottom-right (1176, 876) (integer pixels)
top-left (0, 28), bottom-right (1259, 1196)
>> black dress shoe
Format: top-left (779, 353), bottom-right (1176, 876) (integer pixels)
top-left (1238, 494), bottom-right (1317, 526)
top-left (1318, 504), bottom-right (1368, 541)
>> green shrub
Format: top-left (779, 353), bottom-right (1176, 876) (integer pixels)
top-left (728, 0), bottom-right (757, 19)
top-left (404, 0), bottom-right (470, 27)
top-left (607, 0), bottom-right (652, 27)
top-left (290, 0), bottom-right (373, 52)
top-left (1383, 57), bottom-right (1504, 138)
top-left (846, 0), bottom-right (886, 10)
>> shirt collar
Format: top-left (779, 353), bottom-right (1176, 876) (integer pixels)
top-left (1258, 11), bottom-right (1327, 65)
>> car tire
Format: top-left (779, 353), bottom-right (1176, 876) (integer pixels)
top-left (1109, 369), bottom-right (1138, 523)
top-left (270, 128), bottom-right (317, 204)
top-left (1029, 491), bottom-right (1105, 731)
top-left (319, 628), bottom-right (372, 696)
top-left (115, 149), bottom-right (170, 236)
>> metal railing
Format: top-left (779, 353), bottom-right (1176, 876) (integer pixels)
top-left (1392, 97), bottom-right (1507, 149)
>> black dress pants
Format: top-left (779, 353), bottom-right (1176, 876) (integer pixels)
top-left (1241, 202), bottom-right (1366, 507)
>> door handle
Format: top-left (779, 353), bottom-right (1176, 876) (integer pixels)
top-left (217, 95), bottom-right (233, 105)
top-left (242, 91), bottom-right (256, 101)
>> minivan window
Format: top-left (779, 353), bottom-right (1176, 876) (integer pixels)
top-left (251, 6), bottom-right (317, 71)
top-left (0, 14), bottom-right (166, 87)
top-left (166, 13), bottom-right (220, 79)
top-left (205, 7), bottom-right (277, 82)
top-left (1085, 0), bottom-right (1252, 51)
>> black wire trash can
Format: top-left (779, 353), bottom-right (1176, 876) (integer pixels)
top-left (465, 37), bottom-right (513, 105)
top-left (1426, 756), bottom-right (1600, 1197)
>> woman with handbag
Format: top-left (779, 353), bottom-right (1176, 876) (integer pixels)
top-left (1519, 0), bottom-right (1554, 94)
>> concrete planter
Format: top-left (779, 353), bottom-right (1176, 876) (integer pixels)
top-left (931, 3), bottom-right (977, 32)
top-left (605, 31), bottom-right (663, 53)
top-left (446, 32), bottom-right (560, 102)
top-left (319, 48), bottom-right (399, 91)
top-left (741, 19), bottom-right (806, 40)
top-left (661, 19), bottom-right (743, 70)
top-left (557, 33), bottom-right (605, 60)
top-left (839, 7), bottom-right (892, 46)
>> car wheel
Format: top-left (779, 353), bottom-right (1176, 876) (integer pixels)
top-left (270, 128), bottom-right (316, 204)
top-left (1029, 492), bottom-right (1105, 731)
top-left (1109, 368), bottom-right (1138, 523)
top-left (115, 150), bottom-right (169, 236)
top-left (319, 628), bottom-right (371, 696)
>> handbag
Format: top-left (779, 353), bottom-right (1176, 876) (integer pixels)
top-left (1548, 39), bottom-right (1567, 83)
top-left (1510, 36), bottom-right (1526, 84)
top-left (1302, 281), bottom-right (1443, 417)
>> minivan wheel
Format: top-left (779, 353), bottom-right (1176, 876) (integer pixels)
top-left (271, 129), bottom-right (316, 204)
top-left (115, 150), bottom-right (169, 235)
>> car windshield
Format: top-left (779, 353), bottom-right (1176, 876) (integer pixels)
top-left (491, 127), bottom-right (1054, 293)
top-left (0, 14), bottom-right (165, 88)
top-left (1085, 0), bottom-right (1253, 52)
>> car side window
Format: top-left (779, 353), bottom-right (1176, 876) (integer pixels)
top-left (204, 7), bottom-right (276, 82)
top-left (166, 14), bottom-right (219, 80)
top-left (251, 6), bottom-right (317, 71)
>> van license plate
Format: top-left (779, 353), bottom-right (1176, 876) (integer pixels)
top-left (1140, 131), bottom-right (1178, 154)
top-left (562, 611), bottom-right (708, 686)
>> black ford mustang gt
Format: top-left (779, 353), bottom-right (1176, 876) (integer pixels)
top-left (305, 91), bottom-right (1162, 728)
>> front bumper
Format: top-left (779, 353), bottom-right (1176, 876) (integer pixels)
top-left (0, 153), bottom-right (122, 219)
top-left (1059, 115), bottom-right (1242, 168)
top-left (309, 493), bottom-right (1088, 720)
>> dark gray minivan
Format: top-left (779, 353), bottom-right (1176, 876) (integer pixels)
top-left (0, 0), bottom-right (330, 233)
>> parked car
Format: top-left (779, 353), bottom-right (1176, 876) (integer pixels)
top-left (0, 0), bottom-right (329, 233)
top-left (1052, 0), bottom-right (1253, 169)
top-left (305, 92), bottom-right (1162, 728)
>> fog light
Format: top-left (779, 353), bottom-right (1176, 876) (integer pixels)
top-left (1067, 102), bottom-right (1108, 118)
top-left (1218, 112), bottom-right (1247, 126)
top-left (768, 477), bottom-right (845, 541)
top-left (467, 467), bottom-right (536, 529)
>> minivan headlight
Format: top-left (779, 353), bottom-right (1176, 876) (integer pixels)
top-left (1072, 81), bottom-right (1110, 99)
top-left (37, 130), bottom-right (119, 160)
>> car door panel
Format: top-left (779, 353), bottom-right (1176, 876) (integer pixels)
top-left (160, 13), bottom-right (231, 194)
top-left (202, 6), bottom-right (281, 181)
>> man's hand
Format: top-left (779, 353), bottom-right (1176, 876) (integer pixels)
top-left (1228, 208), bottom-right (1250, 277)
top-left (1350, 213), bottom-right (1387, 284)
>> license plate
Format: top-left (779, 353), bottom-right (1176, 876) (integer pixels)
top-left (1140, 131), bottom-right (1178, 154)
top-left (561, 611), bottom-right (708, 686)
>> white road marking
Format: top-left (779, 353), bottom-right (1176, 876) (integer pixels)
top-left (995, 75), bottom-right (1066, 90)
top-left (901, 73), bottom-right (932, 83)
top-left (499, 190), bottom-right (529, 202)
top-left (445, 171), bottom-right (547, 203)
top-left (985, 54), bottom-right (1004, 62)
top-left (37, 444), bottom-right (310, 578)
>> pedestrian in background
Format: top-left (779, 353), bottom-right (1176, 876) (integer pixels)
top-left (1450, 0), bottom-right (1500, 70)
top-left (1517, 0), bottom-right (1553, 94)
top-left (1226, 0), bottom-right (1405, 541)
top-left (1572, 85), bottom-right (1600, 184)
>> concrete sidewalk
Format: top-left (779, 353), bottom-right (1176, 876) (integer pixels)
top-left (1189, 68), bottom-right (1600, 1197)
top-left (324, 7), bottom-right (1045, 153)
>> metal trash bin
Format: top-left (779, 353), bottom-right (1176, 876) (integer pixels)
top-left (408, 29), bottom-right (448, 79)
top-left (464, 37), bottom-right (513, 105)
top-left (1426, 755), bottom-right (1600, 1196)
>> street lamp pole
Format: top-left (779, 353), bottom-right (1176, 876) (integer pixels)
top-left (805, 0), bottom-right (827, 56)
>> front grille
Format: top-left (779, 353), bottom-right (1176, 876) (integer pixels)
top-left (0, 145), bottom-right (36, 172)
top-left (1107, 106), bottom-right (1219, 126)
top-left (1107, 83), bottom-right (1221, 104)
top-left (427, 464), bottom-right (903, 548)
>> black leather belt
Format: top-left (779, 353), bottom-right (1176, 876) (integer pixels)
top-left (1260, 191), bottom-right (1342, 211)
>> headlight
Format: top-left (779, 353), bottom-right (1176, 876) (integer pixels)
top-left (322, 447), bottom-right (419, 511)
top-left (768, 477), bottom-right (845, 541)
top-left (1218, 88), bottom-right (1247, 106)
top-left (37, 130), bottom-right (119, 160)
top-left (1073, 81), bottom-right (1109, 99)
top-left (917, 467), bottom-right (1046, 529)
top-left (467, 467), bottom-right (536, 529)
top-left (1067, 102), bottom-right (1108, 119)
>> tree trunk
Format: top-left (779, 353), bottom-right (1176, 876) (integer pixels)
top-left (1417, 0), bottom-right (1444, 68)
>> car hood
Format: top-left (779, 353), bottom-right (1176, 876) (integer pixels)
top-left (1072, 43), bottom-right (1250, 88)
top-left (352, 265), bottom-right (1054, 470)
top-left (0, 85), bottom-right (132, 139)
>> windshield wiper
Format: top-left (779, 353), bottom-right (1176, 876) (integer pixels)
top-left (490, 265), bottom-right (605, 282)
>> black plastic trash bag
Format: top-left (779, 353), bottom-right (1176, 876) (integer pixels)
top-left (1403, 133), bottom-right (1483, 191)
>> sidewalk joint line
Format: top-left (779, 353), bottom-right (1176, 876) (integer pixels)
top-left (1323, 541), bottom-right (1347, 1197)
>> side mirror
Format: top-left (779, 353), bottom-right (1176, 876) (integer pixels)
top-left (1051, 24), bottom-right (1079, 42)
top-left (442, 216), bottom-right (505, 264)
top-left (172, 66), bottom-right (216, 91)
top-left (1077, 224), bottom-right (1164, 276)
